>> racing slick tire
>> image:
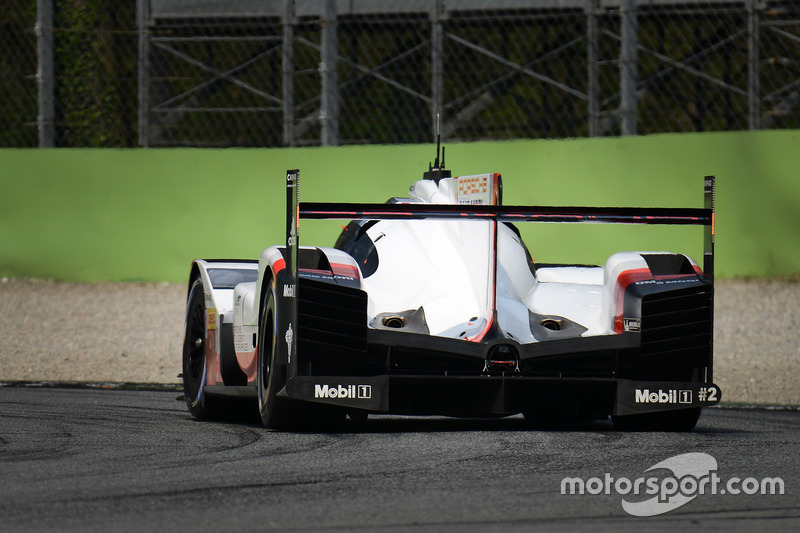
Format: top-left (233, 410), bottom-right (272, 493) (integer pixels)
top-left (182, 278), bottom-right (224, 419)
top-left (256, 277), bottom-right (296, 429)
top-left (611, 407), bottom-right (702, 432)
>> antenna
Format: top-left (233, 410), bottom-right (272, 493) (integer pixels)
top-left (423, 113), bottom-right (451, 183)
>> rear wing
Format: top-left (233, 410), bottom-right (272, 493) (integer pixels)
top-left (285, 170), bottom-right (715, 277)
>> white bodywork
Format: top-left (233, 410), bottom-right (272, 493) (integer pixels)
top-left (193, 173), bottom-right (700, 385)
top-left (356, 175), bottom-right (608, 342)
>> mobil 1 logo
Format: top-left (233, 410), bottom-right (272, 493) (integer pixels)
top-left (314, 383), bottom-right (372, 400)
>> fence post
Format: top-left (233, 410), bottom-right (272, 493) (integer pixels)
top-left (747, 0), bottom-right (761, 130)
top-left (320, 0), bottom-right (339, 146)
top-left (137, 0), bottom-right (150, 147)
top-left (620, 0), bottom-right (638, 136)
top-left (36, 0), bottom-right (55, 147)
top-left (586, 0), bottom-right (600, 137)
top-left (283, 0), bottom-right (295, 146)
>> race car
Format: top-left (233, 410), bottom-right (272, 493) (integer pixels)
top-left (182, 156), bottom-right (720, 431)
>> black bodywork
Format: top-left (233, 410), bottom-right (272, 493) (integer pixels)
top-left (258, 171), bottom-right (721, 427)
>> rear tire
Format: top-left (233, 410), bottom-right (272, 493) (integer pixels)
top-left (612, 407), bottom-right (701, 432)
top-left (257, 277), bottom-right (294, 429)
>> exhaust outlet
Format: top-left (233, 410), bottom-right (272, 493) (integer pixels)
top-left (382, 316), bottom-right (405, 328)
top-left (541, 318), bottom-right (562, 331)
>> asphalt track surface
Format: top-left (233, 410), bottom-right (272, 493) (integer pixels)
top-left (1, 387), bottom-right (799, 532)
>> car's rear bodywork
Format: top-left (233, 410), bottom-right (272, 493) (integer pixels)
top-left (183, 166), bottom-right (720, 430)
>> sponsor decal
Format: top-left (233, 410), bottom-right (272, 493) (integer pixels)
top-left (636, 277), bottom-right (699, 286)
top-left (455, 174), bottom-right (493, 205)
top-left (635, 386), bottom-right (717, 405)
top-left (283, 284), bottom-right (295, 297)
top-left (285, 323), bottom-right (294, 364)
top-left (622, 318), bottom-right (640, 332)
top-left (561, 452), bottom-right (785, 517)
top-left (314, 384), bottom-right (372, 400)
top-left (207, 308), bottom-right (217, 331)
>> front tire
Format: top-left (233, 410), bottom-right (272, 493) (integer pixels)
top-left (182, 278), bottom-right (220, 419)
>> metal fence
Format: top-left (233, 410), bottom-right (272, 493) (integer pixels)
top-left (2, 0), bottom-right (799, 147)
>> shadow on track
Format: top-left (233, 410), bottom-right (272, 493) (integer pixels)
top-left (180, 395), bottom-right (747, 435)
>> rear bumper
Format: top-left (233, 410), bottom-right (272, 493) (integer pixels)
top-left (281, 374), bottom-right (721, 417)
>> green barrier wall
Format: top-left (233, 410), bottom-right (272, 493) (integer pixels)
top-left (1, 130), bottom-right (798, 282)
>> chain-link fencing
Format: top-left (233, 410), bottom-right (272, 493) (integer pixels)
top-left (2, 0), bottom-right (799, 147)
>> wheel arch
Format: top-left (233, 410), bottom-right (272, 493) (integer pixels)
top-left (258, 265), bottom-right (275, 339)
top-left (187, 262), bottom-right (201, 295)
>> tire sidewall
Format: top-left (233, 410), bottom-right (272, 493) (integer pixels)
top-left (183, 279), bottom-right (211, 418)
top-left (257, 276), bottom-right (283, 427)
